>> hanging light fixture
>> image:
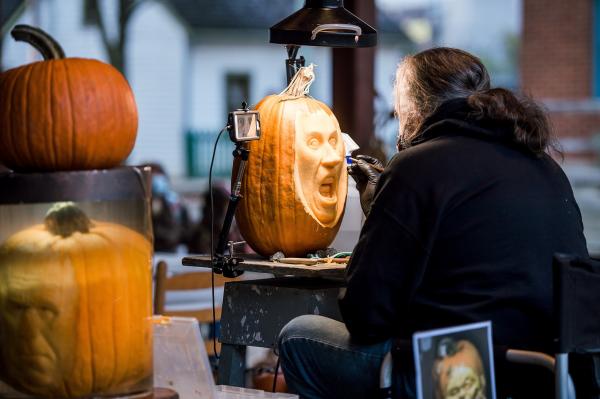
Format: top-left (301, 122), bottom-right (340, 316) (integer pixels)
top-left (270, 0), bottom-right (377, 48)
top-left (270, 0), bottom-right (377, 82)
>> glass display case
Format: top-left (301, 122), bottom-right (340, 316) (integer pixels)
top-left (0, 167), bottom-right (153, 398)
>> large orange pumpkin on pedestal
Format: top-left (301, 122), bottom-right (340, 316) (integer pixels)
top-left (0, 203), bottom-right (153, 398)
top-left (0, 25), bottom-right (138, 172)
top-left (235, 65), bottom-right (348, 257)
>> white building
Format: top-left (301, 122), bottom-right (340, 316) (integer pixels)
top-left (2, 0), bottom-right (412, 178)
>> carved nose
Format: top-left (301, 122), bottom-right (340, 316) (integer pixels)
top-left (20, 307), bottom-right (44, 339)
top-left (15, 307), bottom-right (53, 359)
top-left (322, 145), bottom-right (342, 167)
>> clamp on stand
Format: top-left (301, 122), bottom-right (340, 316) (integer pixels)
top-left (285, 45), bottom-right (305, 84)
top-left (212, 143), bottom-right (249, 278)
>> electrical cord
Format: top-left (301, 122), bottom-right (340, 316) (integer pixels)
top-left (209, 125), bottom-right (228, 361)
top-left (272, 356), bottom-right (281, 392)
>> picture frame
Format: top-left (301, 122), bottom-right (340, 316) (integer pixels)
top-left (412, 321), bottom-right (496, 399)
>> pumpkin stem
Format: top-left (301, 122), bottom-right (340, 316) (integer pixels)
top-left (44, 202), bottom-right (92, 237)
top-left (11, 25), bottom-right (66, 60)
top-left (280, 64), bottom-right (316, 97)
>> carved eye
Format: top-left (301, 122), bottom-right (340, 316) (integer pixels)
top-left (308, 137), bottom-right (320, 149)
top-left (328, 137), bottom-right (337, 146)
top-left (7, 300), bottom-right (27, 313)
top-left (39, 306), bottom-right (58, 323)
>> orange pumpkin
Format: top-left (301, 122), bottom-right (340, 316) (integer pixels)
top-left (0, 25), bottom-right (138, 172)
top-left (235, 65), bottom-right (347, 257)
top-left (0, 202), bottom-right (152, 398)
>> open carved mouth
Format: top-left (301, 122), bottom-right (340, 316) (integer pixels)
top-left (318, 177), bottom-right (337, 204)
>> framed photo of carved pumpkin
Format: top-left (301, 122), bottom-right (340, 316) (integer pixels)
top-left (413, 321), bottom-right (496, 399)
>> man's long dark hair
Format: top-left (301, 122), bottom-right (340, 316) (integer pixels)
top-left (396, 47), bottom-right (558, 156)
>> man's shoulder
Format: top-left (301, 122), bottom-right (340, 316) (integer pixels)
top-left (386, 136), bottom-right (468, 176)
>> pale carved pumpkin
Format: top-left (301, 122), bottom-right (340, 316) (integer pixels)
top-left (235, 65), bottom-right (348, 257)
top-left (433, 339), bottom-right (487, 399)
top-left (0, 25), bottom-right (138, 172)
top-left (0, 203), bottom-right (152, 398)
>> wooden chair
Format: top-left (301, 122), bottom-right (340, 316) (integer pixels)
top-left (153, 260), bottom-right (239, 357)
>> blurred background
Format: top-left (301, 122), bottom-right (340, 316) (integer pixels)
top-left (2, 0), bottom-right (600, 255)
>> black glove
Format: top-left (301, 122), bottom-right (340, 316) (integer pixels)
top-left (348, 154), bottom-right (384, 216)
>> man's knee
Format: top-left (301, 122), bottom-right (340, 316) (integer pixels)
top-left (278, 315), bottom-right (319, 359)
top-left (279, 314), bottom-right (347, 345)
top-left (280, 315), bottom-right (324, 342)
top-left (278, 315), bottom-right (349, 359)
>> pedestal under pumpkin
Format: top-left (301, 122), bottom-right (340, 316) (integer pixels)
top-left (235, 65), bottom-right (348, 257)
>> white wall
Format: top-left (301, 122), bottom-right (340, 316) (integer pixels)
top-left (186, 38), bottom-right (403, 141)
top-left (188, 42), bottom-right (332, 132)
top-left (127, 1), bottom-right (188, 177)
top-left (2, 0), bottom-right (107, 69)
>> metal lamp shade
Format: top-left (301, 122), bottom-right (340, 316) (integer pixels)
top-left (270, 0), bottom-right (377, 48)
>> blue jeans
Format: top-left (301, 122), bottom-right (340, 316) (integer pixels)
top-left (277, 315), bottom-right (414, 399)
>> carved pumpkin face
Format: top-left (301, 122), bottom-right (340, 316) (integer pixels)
top-left (434, 340), bottom-right (487, 399)
top-left (0, 257), bottom-right (78, 392)
top-left (445, 366), bottom-right (485, 399)
top-left (294, 108), bottom-right (345, 226)
top-left (235, 65), bottom-right (348, 257)
top-left (0, 203), bottom-right (153, 398)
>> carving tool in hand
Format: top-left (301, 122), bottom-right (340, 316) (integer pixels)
top-left (348, 157), bottom-right (385, 173)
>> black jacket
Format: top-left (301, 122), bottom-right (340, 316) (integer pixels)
top-left (339, 99), bottom-right (588, 352)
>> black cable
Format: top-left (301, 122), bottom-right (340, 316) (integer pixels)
top-left (209, 125), bottom-right (228, 361)
top-left (272, 356), bottom-right (281, 392)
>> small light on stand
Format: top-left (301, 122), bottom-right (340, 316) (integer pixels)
top-left (212, 102), bottom-right (261, 278)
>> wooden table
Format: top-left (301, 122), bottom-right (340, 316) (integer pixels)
top-left (182, 255), bottom-right (347, 386)
top-left (116, 388), bottom-right (178, 398)
top-left (182, 254), bottom-right (347, 280)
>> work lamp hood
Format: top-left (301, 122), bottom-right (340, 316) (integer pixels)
top-left (270, 0), bottom-right (377, 48)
